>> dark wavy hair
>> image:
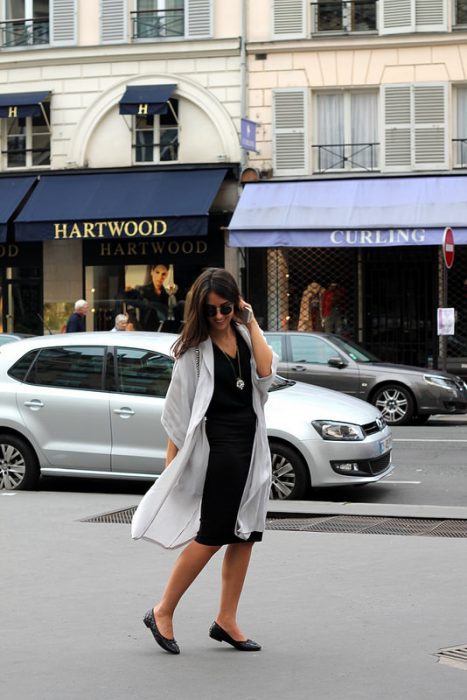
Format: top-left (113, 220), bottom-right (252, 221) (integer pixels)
top-left (172, 268), bottom-right (241, 358)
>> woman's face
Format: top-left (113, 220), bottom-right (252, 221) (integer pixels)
top-left (204, 291), bottom-right (234, 333)
top-left (151, 265), bottom-right (168, 289)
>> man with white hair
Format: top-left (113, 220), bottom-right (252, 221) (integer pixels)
top-left (111, 313), bottom-right (129, 332)
top-left (65, 299), bottom-right (89, 333)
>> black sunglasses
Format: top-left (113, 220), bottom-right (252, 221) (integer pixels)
top-left (204, 303), bottom-right (233, 317)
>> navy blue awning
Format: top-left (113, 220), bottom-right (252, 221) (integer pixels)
top-left (0, 177), bottom-right (37, 240)
top-left (14, 169), bottom-right (227, 242)
top-left (119, 85), bottom-right (176, 116)
top-left (0, 91), bottom-right (50, 118)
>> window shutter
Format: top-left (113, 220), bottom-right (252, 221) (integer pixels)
top-left (101, 0), bottom-right (127, 44)
top-left (50, 0), bottom-right (77, 46)
top-left (272, 0), bottom-right (306, 39)
top-left (413, 84), bottom-right (448, 169)
top-left (380, 0), bottom-right (413, 35)
top-left (186, 0), bottom-right (212, 38)
top-left (415, 0), bottom-right (447, 32)
top-left (273, 89), bottom-right (308, 176)
top-left (382, 85), bottom-right (412, 170)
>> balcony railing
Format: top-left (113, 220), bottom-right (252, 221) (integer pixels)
top-left (313, 142), bottom-right (380, 172)
top-left (0, 18), bottom-right (49, 48)
top-left (455, 0), bottom-right (467, 25)
top-left (131, 9), bottom-right (184, 40)
top-left (453, 139), bottom-right (467, 168)
top-left (311, 0), bottom-right (377, 33)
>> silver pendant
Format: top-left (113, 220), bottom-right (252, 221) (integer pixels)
top-left (236, 378), bottom-right (245, 390)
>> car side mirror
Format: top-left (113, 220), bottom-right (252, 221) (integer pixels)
top-left (328, 356), bottom-right (347, 369)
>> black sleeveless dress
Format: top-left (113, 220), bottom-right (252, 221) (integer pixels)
top-left (195, 330), bottom-right (263, 546)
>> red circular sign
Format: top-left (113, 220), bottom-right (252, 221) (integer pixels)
top-left (443, 227), bottom-right (455, 269)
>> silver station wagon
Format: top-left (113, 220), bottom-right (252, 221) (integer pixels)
top-left (0, 332), bottom-right (393, 499)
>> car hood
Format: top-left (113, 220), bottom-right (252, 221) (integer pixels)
top-left (360, 361), bottom-right (458, 380)
top-left (267, 380), bottom-right (382, 423)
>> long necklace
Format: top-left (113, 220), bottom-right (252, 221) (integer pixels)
top-left (219, 344), bottom-right (244, 390)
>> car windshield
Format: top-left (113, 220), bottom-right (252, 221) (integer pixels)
top-left (331, 336), bottom-right (381, 363)
top-left (268, 375), bottom-right (295, 392)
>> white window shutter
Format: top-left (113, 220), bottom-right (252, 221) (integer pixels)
top-left (273, 0), bottom-right (306, 39)
top-left (186, 0), bottom-right (212, 38)
top-left (101, 0), bottom-right (127, 44)
top-left (413, 84), bottom-right (448, 169)
top-left (382, 85), bottom-right (412, 171)
top-left (50, 0), bottom-right (77, 46)
top-left (415, 0), bottom-right (447, 32)
top-left (379, 0), bottom-right (413, 35)
top-left (273, 89), bottom-right (308, 176)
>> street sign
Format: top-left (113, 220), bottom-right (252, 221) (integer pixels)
top-left (240, 118), bottom-right (257, 152)
top-left (443, 227), bottom-right (455, 269)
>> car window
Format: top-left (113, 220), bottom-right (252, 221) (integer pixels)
top-left (290, 335), bottom-right (337, 365)
top-left (8, 350), bottom-right (39, 381)
top-left (264, 335), bottom-right (283, 360)
top-left (115, 346), bottom-right (173, 397)
top-left (26, 346), bottom-right (105, 391)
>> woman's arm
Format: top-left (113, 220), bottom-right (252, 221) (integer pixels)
top-left (238, 303), bottom-right (273, 378)
top-left (165, 437), bottom-right (179, 468)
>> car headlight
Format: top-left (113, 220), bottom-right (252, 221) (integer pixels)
top-left (312, 420), bottom-right (365, 441)
top-left (424, 374), bottom-right (457, 389)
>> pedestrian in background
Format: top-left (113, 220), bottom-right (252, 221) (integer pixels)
top-left (132, 268), bottom-right (277, 655)
top-left (65, 299), bottom-right (89, 333)
top-left (111, 313), bottom-right (128, 332)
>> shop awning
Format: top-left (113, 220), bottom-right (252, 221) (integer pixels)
top-left (119, 85), bottom-right (176, 115)
top-left (0, 176), bottom-right (37, 240)
top-left (14, 169), bottom-right (227, 242)
top-left (0, 91), bottom-right (50, 118)
top-left (228, 175), bottom-right (467, 248)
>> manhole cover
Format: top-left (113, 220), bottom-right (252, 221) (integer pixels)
top-left (434, 645), bottom-right (467, 671)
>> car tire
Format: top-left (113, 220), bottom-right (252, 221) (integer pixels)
top-left (371, 384), bottom-right (415, 426)
top-left (269, 441), bottom-right (309, 500)
top-left (0, 433), bottom-right (39, 491)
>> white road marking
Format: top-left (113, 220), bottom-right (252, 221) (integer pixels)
top-left (393, 438), bottom-right (467, 443)
top-left (385, 480), bottom-right (421, 485)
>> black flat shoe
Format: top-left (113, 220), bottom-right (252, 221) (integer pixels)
top-left (143, 609), bottom-right (180, 655)
top-left (209, 621), bottom-right (261, 651)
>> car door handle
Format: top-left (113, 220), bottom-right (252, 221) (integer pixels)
top-left (291, 365), bottom-right (307, 371)
top-left (113, 407), bottom-right (135, 418)
top-left (24, 399), bottom-right (44, 410)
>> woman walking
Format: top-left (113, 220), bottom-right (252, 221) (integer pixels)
top-left (131, 268), bottom-right (276, 655)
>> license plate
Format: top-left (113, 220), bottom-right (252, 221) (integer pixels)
top-left (379, 436), bottom-right (391, 454)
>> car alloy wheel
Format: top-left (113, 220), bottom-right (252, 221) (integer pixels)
top-left (372, 384), bottom-right (414, 426)
top-left (0, 434), bottom-right (39, 490)
top-left (269, 441), bottom-right (309, 500)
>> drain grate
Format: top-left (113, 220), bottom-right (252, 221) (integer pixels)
top-left (80, 507), bottom-right (467, 538)
top-left (434, 645), bottom-right (467, 671)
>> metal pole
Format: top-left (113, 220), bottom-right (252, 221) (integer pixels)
top-left (439, 250), bottom-right (447, 372)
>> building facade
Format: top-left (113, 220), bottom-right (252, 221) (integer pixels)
top-left (230, 0), bottom-right (467, 367)
top-left (0, 0), bottom-right (243, 333)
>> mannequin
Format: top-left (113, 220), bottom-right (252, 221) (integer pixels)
top-left (298, 281), bottom-right (325, 331)
top-left (322, 282), bottom-right (346, 334)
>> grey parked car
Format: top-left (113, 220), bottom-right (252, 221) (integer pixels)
top-left (0, 332), bottom-right (393, 499)
top-left (264, 332), bottom-right (467, 426)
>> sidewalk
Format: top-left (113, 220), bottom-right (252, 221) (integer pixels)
top-left (2, 490), bottom-right (467, 700)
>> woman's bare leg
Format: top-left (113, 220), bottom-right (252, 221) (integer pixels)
top-left (215, 542), bottom-right (255, 641)
top-left (154, 541), bottom-right (220, 638)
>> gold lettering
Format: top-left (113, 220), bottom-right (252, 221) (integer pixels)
top-left (69, 223), bottom-right (82, 238)
top-left (107, 221), bottom-right (125, 237)
top-left (0, 246), bottom-right (5, 258)
top-left (140, 242), bottom-right (147, 255)
top-left (8, 106), bottom-right (17, 118)
top-left (114, 244), bottom-right (126, 255)
top-left (153, 219), bottom-right (167, 236)
top-left (95, 222), bottom-right (106, 238)
top-left (150, 241), bottom-right (166, 254)
top-left (168, 241), bottom-right (179, 254)
top-left (54, 223), bottom-right (68, 239)
top-left (124, 220), bottom-right (138, 237)
top-left (138, 103), bottom-right (148, 115)
top-left (181, 241), bottom-right (194, 254)
top-left (100, 243), bottom-right (112, 256)
top-left (196, 240), bottom-right (208, 254)
top-left (83, 222), bottom-right (95, 238)
top-left (138, 220), bottom-right (152, 236)
top-left (128, 243), bottom-right (137, 255)
top-left (8, 244), bottom-right (18, 257)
